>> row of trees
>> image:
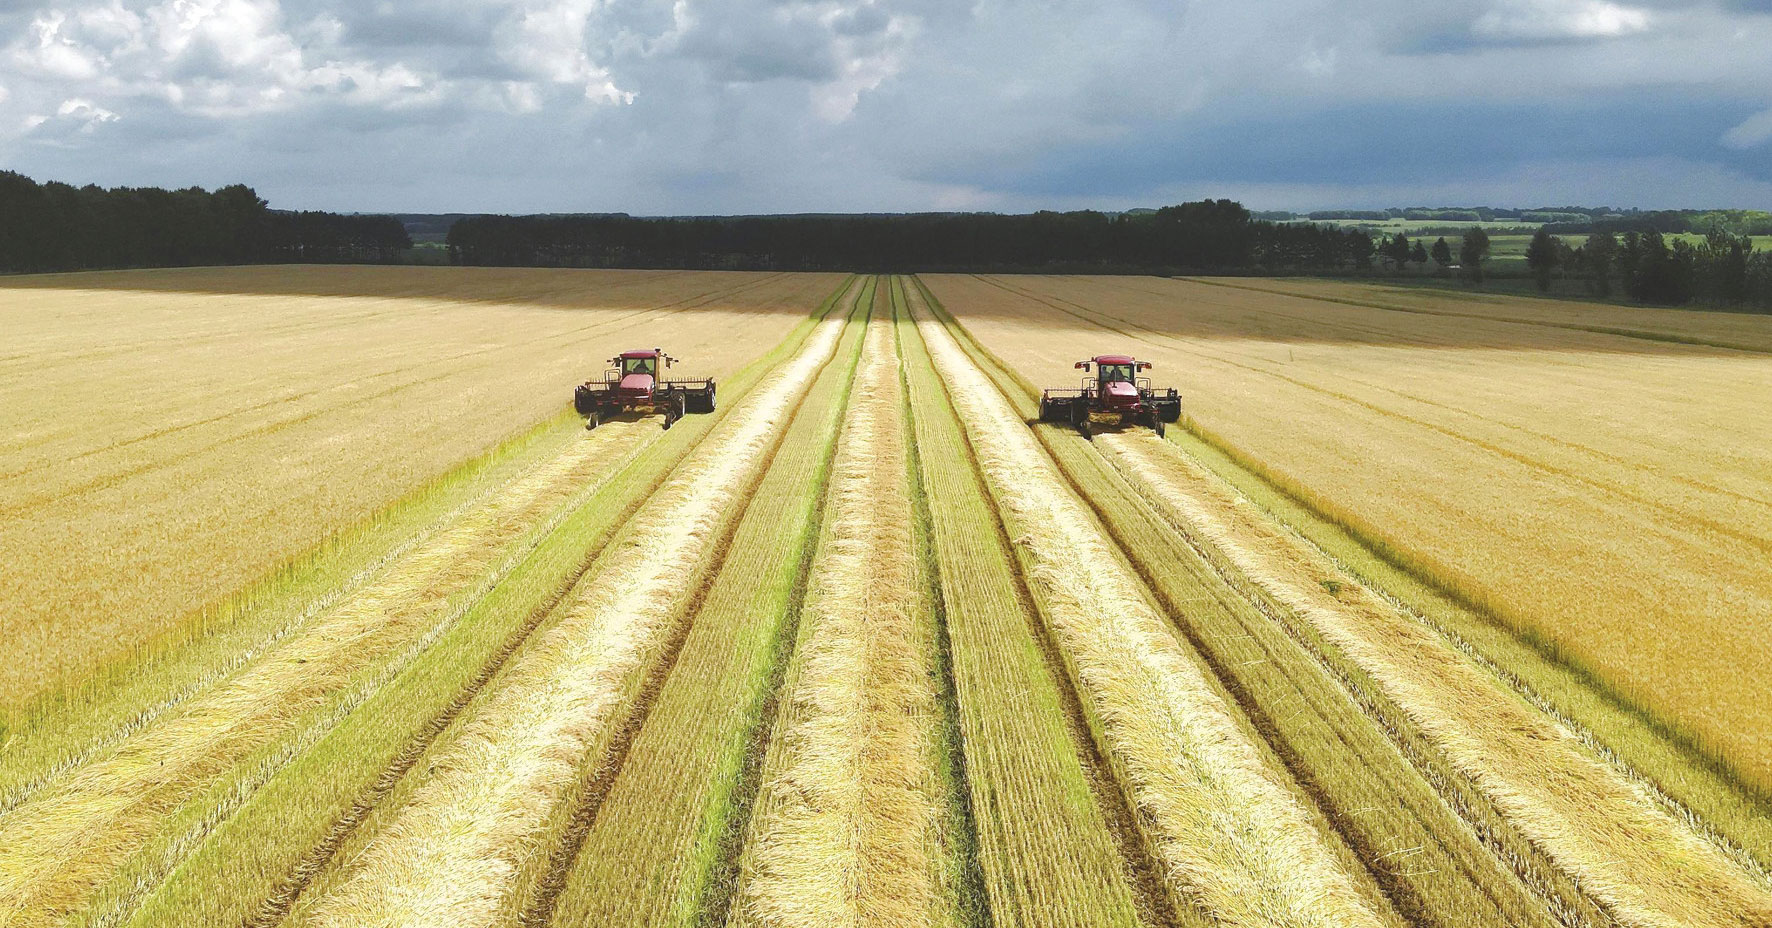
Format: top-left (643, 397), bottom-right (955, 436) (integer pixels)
top-left (1359, 226), bottom-right (1771, 308)
top-left (0, 172), bottom-right (410, 273)
top-left (1525, 227), bottom-right (1771, 307)
top-left (447, 202), bottom-right (1386, 273)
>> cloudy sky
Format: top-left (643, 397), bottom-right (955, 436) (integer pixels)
top-left (2, 0), bottom-right (1770, 213)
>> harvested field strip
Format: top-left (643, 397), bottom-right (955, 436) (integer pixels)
top-left (0, 415), bottom-right (666, 926)
top-left (537, 278), bottom-right (873, 928)
top-left (945, 272), bottom-right (1772, 793)
top-left (1177, 276), bottom-right (1772, 354)
top-left (731, 309), bottom-right (953, 928)
top-left (1096, 431), bottom-right (1772, 928)
top-left (938, 271), bottom-right (1772, 858)
top-left (282, 309), bottom-right (854, 928)
top-left (119, 284), bottom-right (858, 928)
top-left (914, 277), bottom-right (1574, 928)
top-left (895, 279), bottom-right (1149, 928)
top-left (905, 284), bottom-right (1387, 928)
top-left (0, 410), bottom-right (584, 813)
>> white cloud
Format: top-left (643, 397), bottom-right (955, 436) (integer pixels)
top-left (0, 0), bottom-right (1768, 212)
top-left (494, 0), bottom-right (633, 105)
top-left (1474, 0), bottom-right (1651, 40)
top-left (1723, 107), bottom-right (1772, 150)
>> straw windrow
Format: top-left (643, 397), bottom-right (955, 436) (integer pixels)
top-left (286, 312), bottom-right (850, 928)
top-left (0, 418), bottom-right (659, 927)
top-left (1097, 430), bottom-right (1772, 928)
top-left (905, 289), bottom-right (1385, 927)
top-left (732, 316), bottom-right (949, 928)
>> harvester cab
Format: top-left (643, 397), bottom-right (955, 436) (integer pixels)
top-left (1038, 354), bottom-right (1182, 438)
top-left (574, 347), bottom-right (717, 431)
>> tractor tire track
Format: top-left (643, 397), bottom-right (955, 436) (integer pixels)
top-left (1172, 277), bottom-right (1772, 355)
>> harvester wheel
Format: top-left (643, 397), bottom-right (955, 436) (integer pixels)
top-left (663, 395), bottom-right (685, 430)
top-left (1153, 417), bottom-right (1166, 438)
top-left (584, 410), bottom-right (600, 431)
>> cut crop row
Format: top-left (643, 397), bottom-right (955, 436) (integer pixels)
top-left (275, 286), bottom-right (860, 928)
top-left (1093, 430), bottom-right (1772, 928)
top-left (902, 279), bottom-right (1391, 927)
top-left (535, 276), bottom-right (875, 928)
top-left (0, 277), bottom-right (858, 928)
top-left (910, 278), bottom-right (1585, 927)
top-left (728, 296), bottom-right (959, 928)
top-left (917, 276), bottom-right (1772, 927)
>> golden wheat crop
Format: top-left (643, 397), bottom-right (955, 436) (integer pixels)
top-left (1096, 429), bottom-right (1772, 928)
top-left (906, 285), bottom-right (1386, 928)
top-left (733, 314), bottom-right (951, 928)
top-left (0, 266), bottom-right (839, 709)
top-left (283, 309), bottom-right (851, 928)
top-left (926, 272), bottom-right (1772, 790)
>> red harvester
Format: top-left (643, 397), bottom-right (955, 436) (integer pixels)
top-left (1038, 354), bottom-right (1182, 438)
top-left (573, 348), bottom-right (716, 430)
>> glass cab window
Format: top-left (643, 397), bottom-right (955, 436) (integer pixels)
top-left (1098, 364), bottom-right (1135, 383)
top-left (623, 356), bottom-right (657, 376)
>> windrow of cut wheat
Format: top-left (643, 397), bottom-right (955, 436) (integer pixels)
top-left (538, 277), bottom-right (872, 928)
top-left (925, 272), bottom-right (1772, 790)
top-left (0, 416), bottom-right (661, 928)
top-left (283, 310), bottom-right (852, 928)
top-left (906, 290), bottom-right (1384, 928)
top-left (891, 277), bottom-right (1147, 928)
top-left (732, 315), bottom-right (951, 928)
top-left (1096, 430), bottom-right (1772, 928)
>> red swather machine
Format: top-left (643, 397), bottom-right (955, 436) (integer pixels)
top-left (1038, 354), bottom-right (1182, 438)
top-left (574, 348), bottom-right (716, 430)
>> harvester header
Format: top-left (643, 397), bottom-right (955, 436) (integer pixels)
top-left (1040, 354), bottom-right (1181, 438)
top-left (574, 347), bottom-right (716, 430)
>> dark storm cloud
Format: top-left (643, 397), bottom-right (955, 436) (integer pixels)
top-left (1, 0), bottom-right (1769, 212)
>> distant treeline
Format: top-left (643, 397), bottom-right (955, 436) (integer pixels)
top-left (1296, 205), bottom-right (1772, 235)
top-left (0, 171), bottom-right (410, 274)
top-left (447, 201), bottom-right (1384, 273)
top-left (1373, 226), bottom-right (1772, 309)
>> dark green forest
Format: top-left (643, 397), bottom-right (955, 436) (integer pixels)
top-left (0, 172), bottom-right (410, 272)
top-left (4, 170), bottom-right (1768, 309)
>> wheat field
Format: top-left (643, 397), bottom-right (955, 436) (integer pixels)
top-left (5, 268), bottom-right (1770, 928)
top-left (926, 272), bottom-right (1772, 793)
top-left (0, 267), bottom-right (834, 711)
